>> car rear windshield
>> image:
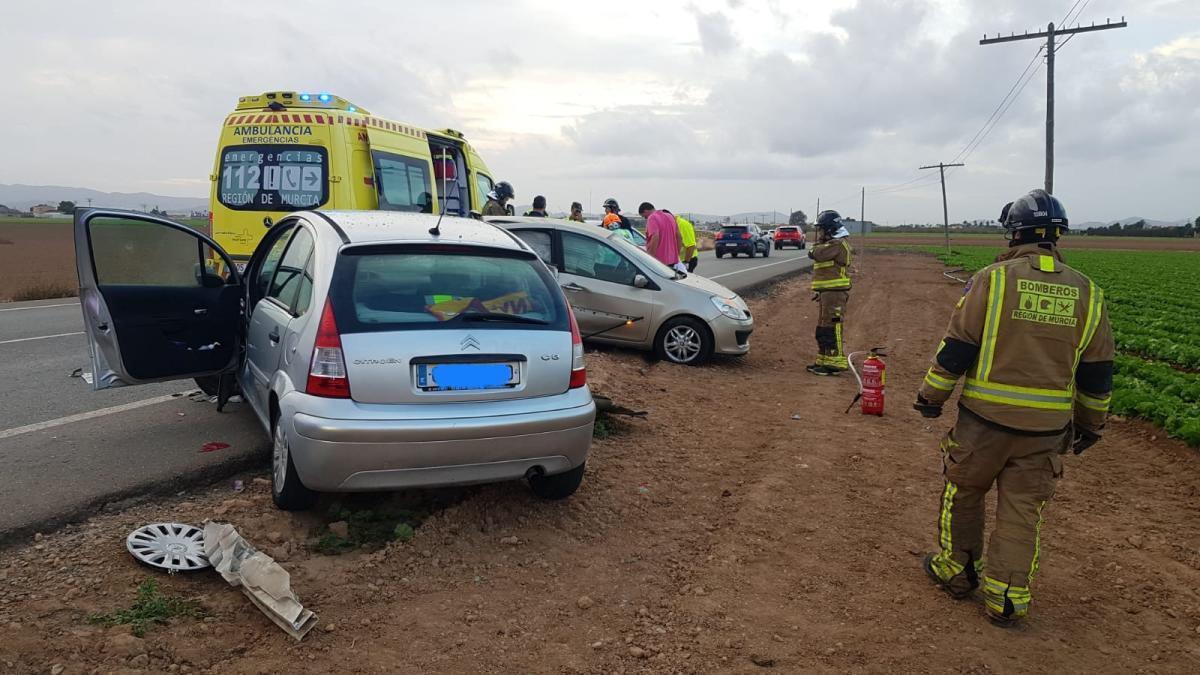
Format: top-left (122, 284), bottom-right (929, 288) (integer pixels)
top-left (218, 145), bottom-right (329, 211)
top-left (721, 226), bottom-right (748, 235)
top-left (329, 245), bottom-right (568, 333)
top-left (778, 227), bottom-right (799, 233)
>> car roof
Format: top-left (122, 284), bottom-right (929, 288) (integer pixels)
top-left (306, 210), bottom-right (527, 251)
top-left (484, 216), bottom-right (615, 238)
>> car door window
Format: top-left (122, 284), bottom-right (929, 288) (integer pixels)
top-left (512, 230), bottom-right (553, 265)
top-left (90, 218), bottom-right (209, 286)
top-left (373, 151), bottom-right (432, 212)
top-left (562, 232), bottom-right (638, 285)
top-left (255, 225), bottom-right (295, 301)
top-left (267, 228), bottom-right (315, 315)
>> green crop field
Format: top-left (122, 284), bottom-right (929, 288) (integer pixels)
top-left (915, 245), bottom-right (1200, 446)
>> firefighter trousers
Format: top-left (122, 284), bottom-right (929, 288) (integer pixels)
top-left (815, 290), bottom-right (848, 369)
top-left (928, 411), bottom-right (1067, 619)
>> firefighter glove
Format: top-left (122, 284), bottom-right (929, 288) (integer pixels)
top-left (913, 395), bottom-right (942, 419)
top-left (1072, 428), bottom-right (1101, 455)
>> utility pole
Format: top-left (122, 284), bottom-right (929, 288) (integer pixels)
top-left (860, 186), bottom-right (866, 257)
top-left (981, 16), bottom-right (1127, 194)
top-left (918, 163), bottom-right (965, 254)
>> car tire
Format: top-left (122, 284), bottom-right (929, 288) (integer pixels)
top-left (800, 242), bottom-right (807, 249)
top-left (271, 415), bottom-right (319, 511)
top-left (716, 251), bottom-right (724, 259)
top-left (747, 245), bottom-right (756, 258)
top-left (763, 244), bottom-right (770, 258)
top-left (529, 462), bottom-right (586, 500)
top-left (655, 316), bottom-right (714, 366)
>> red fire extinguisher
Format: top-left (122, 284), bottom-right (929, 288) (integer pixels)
top-left (846, 347), bottom-right (886, 416)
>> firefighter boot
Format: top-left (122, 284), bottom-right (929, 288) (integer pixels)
top-left (922, 553), bottom-right (980, 599)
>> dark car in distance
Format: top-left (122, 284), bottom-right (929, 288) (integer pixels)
top-left (715, 225), bottom-right (770, 259)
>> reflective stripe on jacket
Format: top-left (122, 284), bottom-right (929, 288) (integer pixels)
top-left (809, 237), bottom-right (852, 290)
top-left (918, 244), bottom-right (1115, 433)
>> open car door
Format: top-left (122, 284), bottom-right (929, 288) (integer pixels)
top-left (74, 209), bottom-right (243, 390)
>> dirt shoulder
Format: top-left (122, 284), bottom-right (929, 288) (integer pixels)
top-left (2, 252), bottom-right (1198, 673)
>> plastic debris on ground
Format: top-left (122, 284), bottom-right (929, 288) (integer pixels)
top-left (203, 522), bottom-right (318, 640)
top-left (200, 441), bottom-right (230, 453)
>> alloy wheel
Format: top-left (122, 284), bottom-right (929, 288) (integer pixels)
top-left (272, 422), bottom-right (289, 491)
top-left (664, 325), bottom-right (702, 363)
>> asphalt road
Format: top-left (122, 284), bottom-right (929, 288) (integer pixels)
top-left (0, 245), bottom-right (811, 544)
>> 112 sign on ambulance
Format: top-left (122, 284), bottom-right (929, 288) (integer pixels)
top-left (208, 91), bottom-right (496, 265)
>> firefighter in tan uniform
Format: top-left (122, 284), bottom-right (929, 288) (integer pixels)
top-left (913, 189), bottom-right (1114, 625)
top-left (482, 181), bottom-right (515, 216)
top-left (806, 210), bottom-right (853, 375)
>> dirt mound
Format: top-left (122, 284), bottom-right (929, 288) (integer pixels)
top-left (2, 253), bottom-right (1198, 673)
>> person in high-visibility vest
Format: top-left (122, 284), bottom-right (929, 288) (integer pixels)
top-left (914, 189), bottom-right (1115, 626)
top-left (805, 210), bottom-right (852, 375)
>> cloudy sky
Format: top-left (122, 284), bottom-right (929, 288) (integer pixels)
top-left (2, 0), bottom-right (1197, 223)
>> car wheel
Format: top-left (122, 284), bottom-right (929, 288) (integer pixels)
top-left (800, 242), bottom-right (807, 249)
top-left (747, 245), bottom-right (756, 258)
top-left (271, 415), bottom-right (318, 511)
top-left (763, 244), bottom-right (770, 258)
top-left (655, 316), bottom-right (714, 366)
top-left (529, 462), bottom-right (586, 500)
top-left (716, 251), bottom-right (724, 259)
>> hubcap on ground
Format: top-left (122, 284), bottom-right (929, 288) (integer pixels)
top-left (664, 326), bottom-right (702, 363)
top-left (126, 523), bottom-right (209, 571)
top-left (273, 423), bottom-right (289, 491)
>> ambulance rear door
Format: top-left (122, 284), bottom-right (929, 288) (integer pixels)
top-left (211, 114), bottom-right (337, 261)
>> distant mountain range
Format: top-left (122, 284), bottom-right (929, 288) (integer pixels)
top-left (0, 184), bottom-right (208, 213)
top-left (0, 184), bottom-right (1191, 227)
top-left (1074, 217), bottom-right (1193, 229)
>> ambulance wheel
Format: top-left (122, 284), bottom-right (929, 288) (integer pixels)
top-left (194, 376), bottom-right (220, 397)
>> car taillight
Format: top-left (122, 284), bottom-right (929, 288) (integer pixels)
top-left (741, 233), bottom-right (751, 239)
top-left (567, 309), bottom-right (587, 389)
top-left (306, 299), bottom-right (351, 398)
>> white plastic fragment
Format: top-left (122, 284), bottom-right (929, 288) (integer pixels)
top-left (203, 522), bottom-right (317, 640)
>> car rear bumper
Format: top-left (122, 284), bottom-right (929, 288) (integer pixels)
top-left (281, 389), bottom-right (595, 491)
top-left (717, 241), bottom-right (753, 252)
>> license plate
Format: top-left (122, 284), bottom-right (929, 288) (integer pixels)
top-left (416, 363), bottom-right (519, 391)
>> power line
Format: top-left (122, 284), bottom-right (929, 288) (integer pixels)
top-left (981, 14), bottom-right (1128, 192)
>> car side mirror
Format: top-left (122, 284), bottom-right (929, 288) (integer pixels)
top-left (633, 274), bottom-right (650, 289)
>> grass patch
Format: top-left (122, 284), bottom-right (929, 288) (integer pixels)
top-left (89, 578), bottom-right (206, 637)
top-left (315, 505), bottom-right (428, 555)
top-left (11, 281), bottom-right (76, 302)
top-left (593, 413), bottom-right (614, 440)
top-left (592, 411), bottom-right (632, 440)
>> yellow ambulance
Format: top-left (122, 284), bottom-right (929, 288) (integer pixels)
top-left (209, 91), bottom-right (496, 266)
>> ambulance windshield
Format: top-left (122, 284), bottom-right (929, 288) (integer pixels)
top-left (217, 145), bottom-right (329, 211)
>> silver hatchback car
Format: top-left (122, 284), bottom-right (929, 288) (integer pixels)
top-left (74, 209), bottom-right (595, 510)
top-left (487, 217), bottom-right (754, 365)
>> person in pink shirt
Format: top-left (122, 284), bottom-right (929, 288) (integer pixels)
top-left (640, 202), bottom-right (683, 271)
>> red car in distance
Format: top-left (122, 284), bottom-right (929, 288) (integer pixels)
top-left (773, 226), bottom-right (806, 250)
